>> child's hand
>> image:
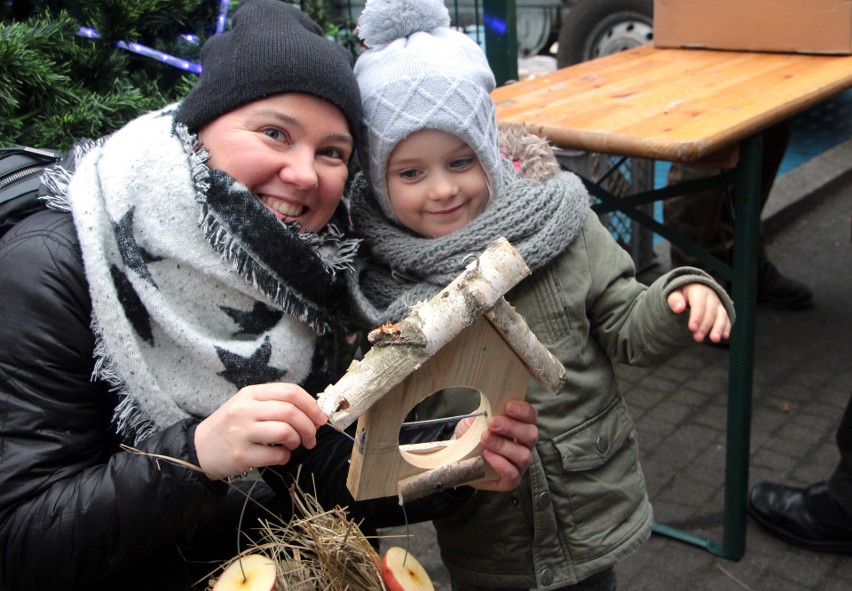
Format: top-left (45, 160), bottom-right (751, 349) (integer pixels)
top-left (454, 400), bottom-right (539, 492)
top-left (667, 283), bottom-right (732, 344)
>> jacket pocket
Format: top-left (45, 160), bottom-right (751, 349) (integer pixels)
top-left (548, 397), bottom-right (648, 550)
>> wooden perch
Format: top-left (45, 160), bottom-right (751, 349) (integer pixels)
top-left (317, 237), bottom-right (531, 430)
top-left (397, 457), bottom-right (488, 504)
top-left (485, 298), bottom-right (565, 393)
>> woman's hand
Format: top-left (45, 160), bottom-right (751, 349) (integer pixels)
top-left (667, 283), bottom-right (732, 344)
top-left (194, 383), bottom-right (328, 480)
top-left (454, 399), bottom-right (539, 492)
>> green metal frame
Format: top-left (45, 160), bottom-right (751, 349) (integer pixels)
top-left (585, 134), bottom-right (765, 560)
top-left (483, 0), bottom-right (519, 86)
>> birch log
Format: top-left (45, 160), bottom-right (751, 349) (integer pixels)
top-left (485, 298), bottom-right (565, 393)
top-left (317, 236), bottom-right (531, 430)
top-left (398, 457), bottom-right (487, 504)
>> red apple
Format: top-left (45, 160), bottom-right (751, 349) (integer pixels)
top-left (212, 554), bottom-right (276, 591)
top-left (381, 546), bottom-right (435, 591)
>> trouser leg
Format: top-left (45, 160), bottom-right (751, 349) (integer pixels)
top-left (664, 122), bottom-right (790, 273)
top-left (828, 393), bottom-right (852, 516)
top-left (663, 163), bottom-right (734, 270)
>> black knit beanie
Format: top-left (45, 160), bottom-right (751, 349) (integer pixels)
top-left (175, 0), bottom-right (361, 144)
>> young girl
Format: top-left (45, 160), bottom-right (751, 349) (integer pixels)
top-left (346, 1), bottom-right (735, 590)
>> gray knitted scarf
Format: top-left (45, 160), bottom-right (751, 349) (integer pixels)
top-left (348, 152), bottom-right (591, 328)
top-left (44, 105), bottom-right (359, 443)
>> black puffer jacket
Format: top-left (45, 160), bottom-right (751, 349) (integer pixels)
top-left (0, 209), bottom-right (468, 591)
top-left (0, 210), bottom-right (262, 590)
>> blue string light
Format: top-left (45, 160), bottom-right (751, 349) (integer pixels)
top-left (214, 0), bottom-right (230, 34)
top-left (75, 0), bottom-right (232, 74)
top-left (483, 14), bottom-right (507, 36)
top-left (77, 26), bottom-right (201, 74)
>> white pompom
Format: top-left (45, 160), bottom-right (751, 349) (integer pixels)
top-left (358, 0), bottom-right (451, 48)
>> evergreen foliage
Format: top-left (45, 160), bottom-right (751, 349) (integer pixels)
top-left (2, 1), bottom-right (355, 151)
top-left (5, 4), bottom-right (224, 148)
top-left (301, 0), bottom-right (362, 55)
top-left (1, 0), bottom-right (218, 149)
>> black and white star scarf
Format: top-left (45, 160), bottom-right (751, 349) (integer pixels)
top-left (47, 105), bottom-right (359, 443)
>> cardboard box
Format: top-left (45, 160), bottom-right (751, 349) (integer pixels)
top-left (653, 0), bottom-right (852, 55)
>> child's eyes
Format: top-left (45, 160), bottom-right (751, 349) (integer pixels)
top-left (393, 156), bottom-right (474, 180)
top-left (449, 157), bottom-right (475, 170)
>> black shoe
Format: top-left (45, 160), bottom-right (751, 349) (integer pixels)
top-left (756, 261), bottom-right (814, 310)
top-left (748, 481), bottom-right (852, 554)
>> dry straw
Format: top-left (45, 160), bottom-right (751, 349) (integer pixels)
top-left (120, 445), bottom-right (387, 590)
top-left (201, 476), bottom-right (389, 590)
top-left (248, 481), bottom-right (386, 590)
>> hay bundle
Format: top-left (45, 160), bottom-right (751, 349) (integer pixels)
top-left (210, 482), bottom-right (387, 591)
top-left (118, 445), bottom-right (391, 590)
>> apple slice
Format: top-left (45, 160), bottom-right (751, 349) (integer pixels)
top-left (212, 554), bottom-right (276, 591)
top-left (382, 546), bottom-right (435, 591)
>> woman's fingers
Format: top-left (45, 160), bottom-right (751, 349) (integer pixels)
top-left (194, 382), bottom-right (328, 480)
top-left (249, 383), bottom-right (329, 427)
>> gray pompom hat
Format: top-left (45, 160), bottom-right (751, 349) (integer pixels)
top-left (354, 0), bottom-right (503, 221)
top-left (175, 0), bottom-right (361, 145)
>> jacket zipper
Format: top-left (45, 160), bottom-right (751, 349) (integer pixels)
top-left (0, 166), bottom-right (47, 191)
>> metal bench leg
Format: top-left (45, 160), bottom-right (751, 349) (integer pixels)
top-left (721, 133), bottom-right (763, 559)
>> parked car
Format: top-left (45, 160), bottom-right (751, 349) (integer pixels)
top-left (330, 0), bottom-right (653, 60)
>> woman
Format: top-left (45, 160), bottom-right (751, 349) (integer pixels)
top-left (0, 2), bottom-right (537, 590)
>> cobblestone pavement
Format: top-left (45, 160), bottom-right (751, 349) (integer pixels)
top-left (612, 174), bottom-right (852, 590)
top-left (377, 158), bottom-right (852, 590)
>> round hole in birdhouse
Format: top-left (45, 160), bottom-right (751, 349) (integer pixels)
top-left (398, 386), bottom-right (489, 470)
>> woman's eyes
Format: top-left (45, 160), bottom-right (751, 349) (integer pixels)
top-left (261, 127), bottom-right (348, 161)
top-left (262, 127), bottom-right (288, 142)
top-left (318, 146), bottom-right (347, 161)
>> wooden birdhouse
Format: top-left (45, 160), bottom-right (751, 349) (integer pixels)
top-left (317, 237), bottom-right (565, 503)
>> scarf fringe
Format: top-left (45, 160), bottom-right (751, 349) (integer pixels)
top-left (178, 124), bottom-right (212, 199)
top-left (113, 396), bottom-right (160, 445)
top-left (199, 207), bottom-right (336, 334)
top-left (90, 313), bottom-right (159, 444)
top-left (301, 223), bottom-right (361, 278)
top-left (40, 139), bottom-right (101, 212)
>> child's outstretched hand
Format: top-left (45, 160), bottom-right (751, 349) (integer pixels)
top-left (667, 283), bottom-right (732, 344)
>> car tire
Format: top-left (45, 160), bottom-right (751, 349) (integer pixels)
top-left (556, 0), bottom-right (653, 67)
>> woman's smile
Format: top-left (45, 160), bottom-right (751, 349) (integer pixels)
top-left (259, 194), bottom-right (306, 219)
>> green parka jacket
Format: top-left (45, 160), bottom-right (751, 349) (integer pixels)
top-left (421, 127), bottom-right (734, 590)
